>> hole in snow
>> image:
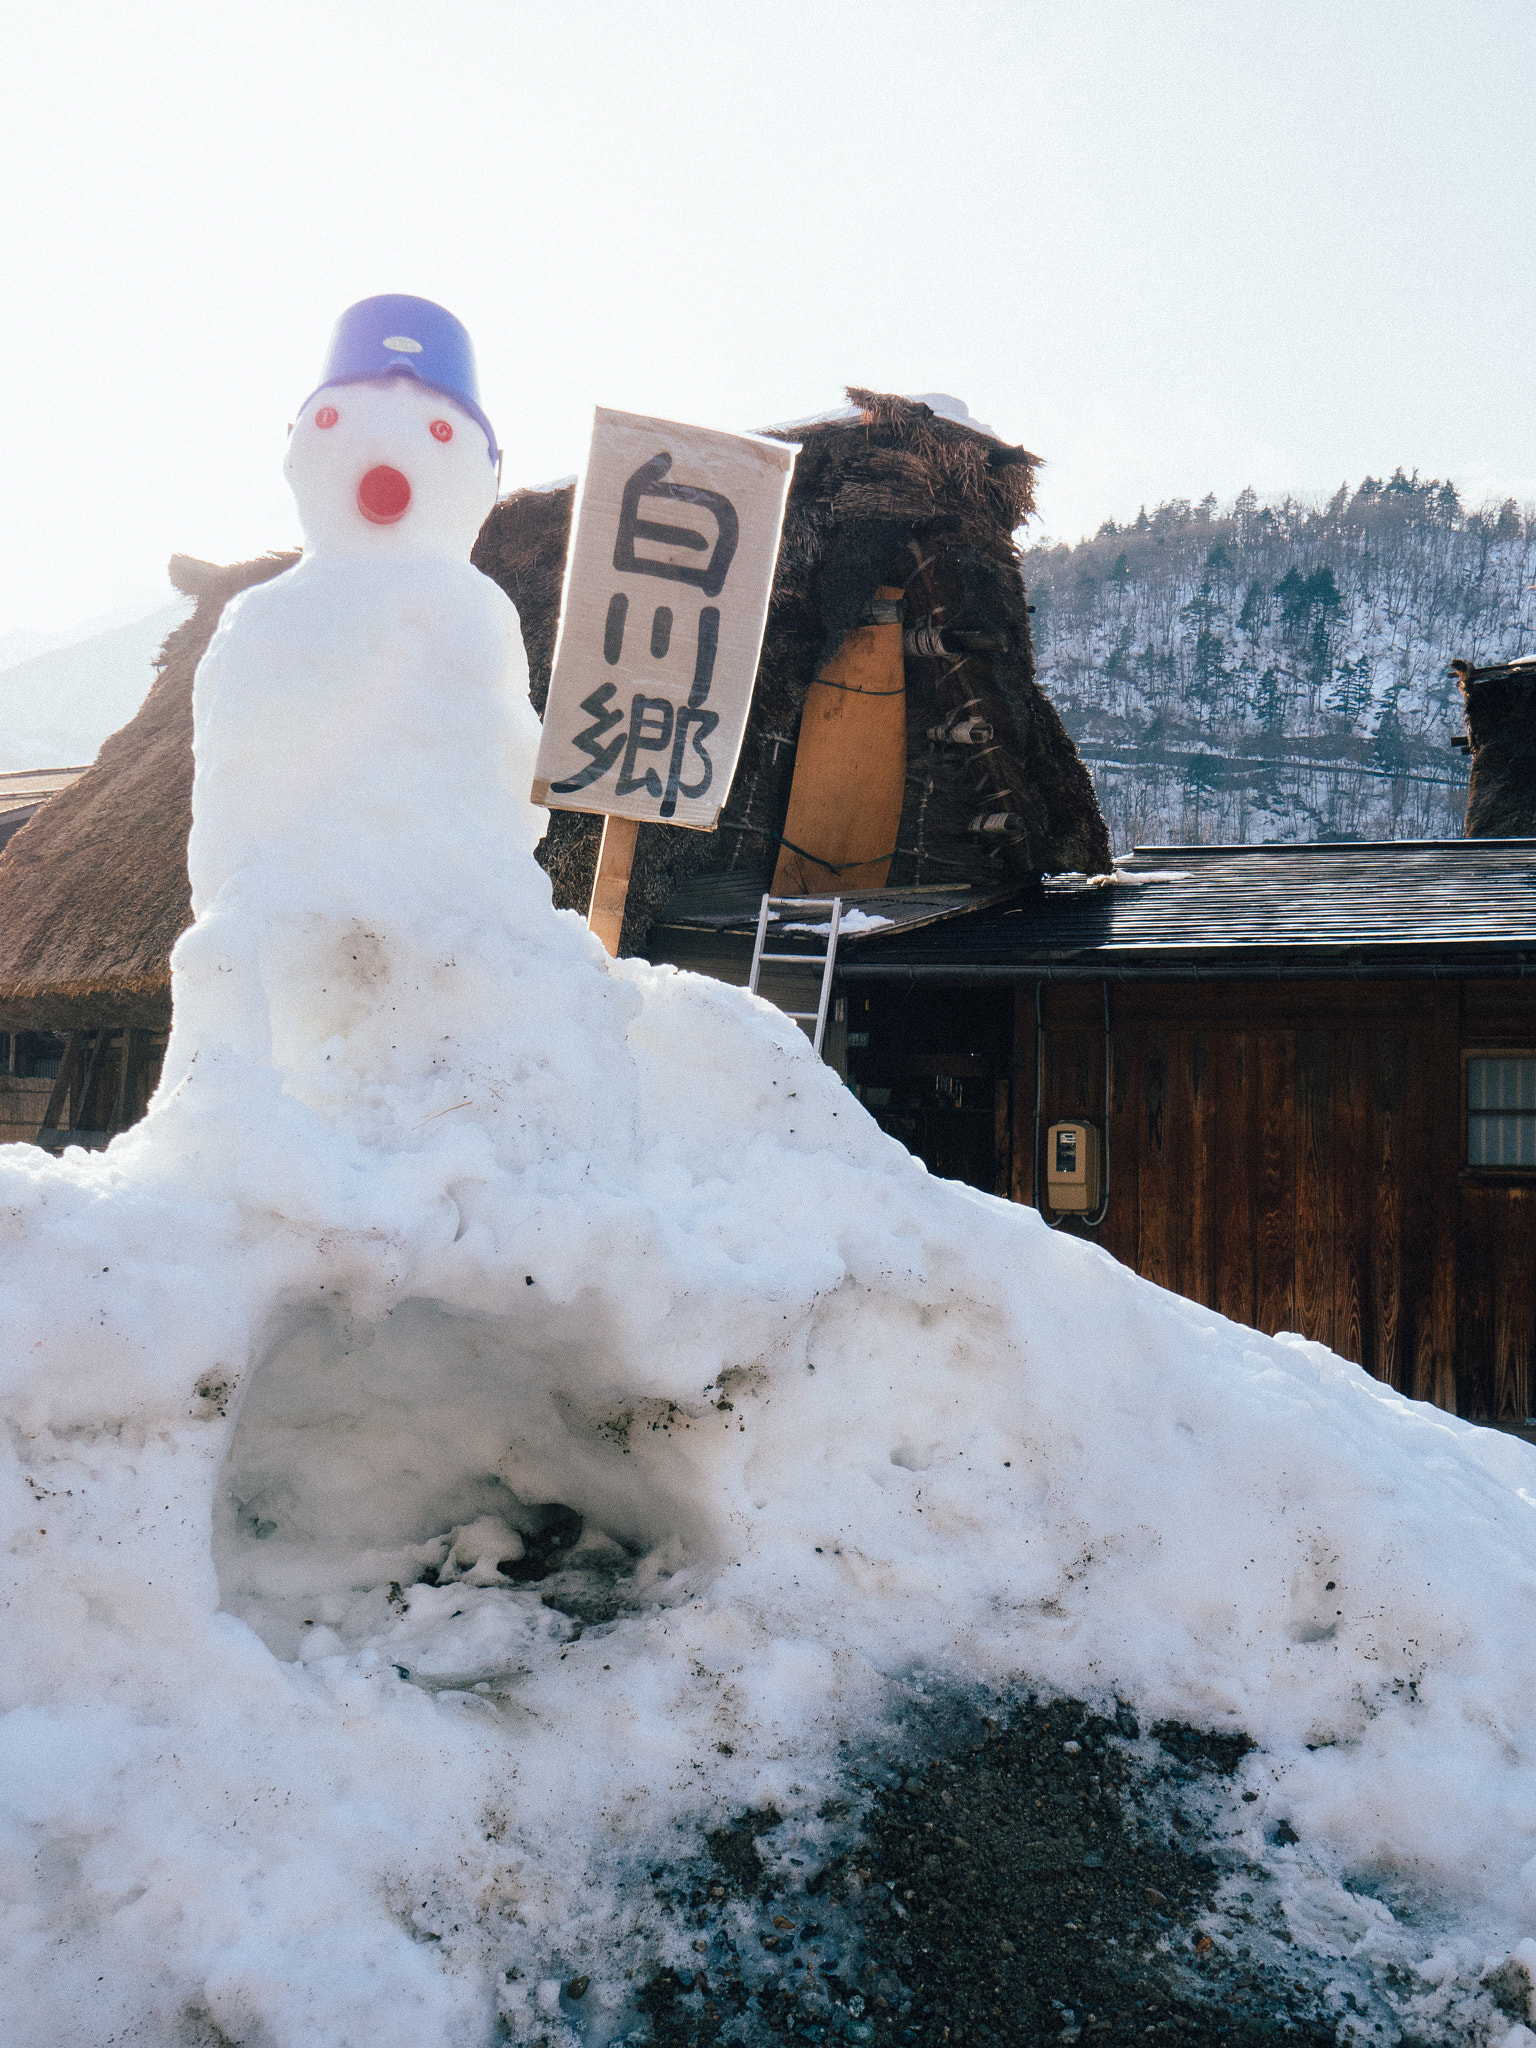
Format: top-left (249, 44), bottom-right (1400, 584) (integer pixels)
top-left (213, 1299), bottom-right (695, 1676)
top-left (889, 1442), bottom-right (937, 1472)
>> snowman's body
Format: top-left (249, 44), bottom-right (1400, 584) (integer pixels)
top-left (160, 373), bottom-right (584, 1152)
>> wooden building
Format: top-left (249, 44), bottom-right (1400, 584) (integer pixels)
top-left (650, 839), bottom-right (1536, 1422)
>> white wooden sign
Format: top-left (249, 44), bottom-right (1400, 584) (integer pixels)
top-left (532, 408), bottom-right (797, 831)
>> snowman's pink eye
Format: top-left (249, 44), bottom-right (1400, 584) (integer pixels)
top-left (430, 419), bottom-right (453, 442)
top-left (315, 406), bottom-right (339, 429)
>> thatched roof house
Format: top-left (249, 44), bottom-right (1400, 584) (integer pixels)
top-left (1450, 656), bottom-right (1536, 836)
top-left (473, 389), bottom-right (1110, 953)
top-left (0, 388), bottom-right (1107, 1139)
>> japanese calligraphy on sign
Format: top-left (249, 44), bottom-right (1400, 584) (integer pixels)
top-left (532, 408), bottom-right (798, 831)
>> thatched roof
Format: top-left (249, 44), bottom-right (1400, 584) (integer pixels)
top-left (1450, 657), bottom-right (1536, 837)
top-left (0, 389), bottom-right (1109, 1014)
top-left (473, 388), bottom-right (1110, 954)
top-left (0, 552), bottom-right (296, 1029)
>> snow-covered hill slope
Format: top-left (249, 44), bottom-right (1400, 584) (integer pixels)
top-left (1023, 474), bottom-right (1532, 850)
top-left (0, 599), bottom-right (187, 771)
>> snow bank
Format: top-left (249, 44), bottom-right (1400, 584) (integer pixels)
top-left (5, 376), bottom-right (1536, 2046)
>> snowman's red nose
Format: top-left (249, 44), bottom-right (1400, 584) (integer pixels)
top-left (357, 465), bottom-right (411, 524)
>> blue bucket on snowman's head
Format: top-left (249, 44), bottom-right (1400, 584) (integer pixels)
top-left (298, 294), bottom-right (499, 463)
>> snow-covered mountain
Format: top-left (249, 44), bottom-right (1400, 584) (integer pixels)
top-left (1023, 474), bottom-right (1531, 850)
top-left (0, 599), bottom-right (188, 773)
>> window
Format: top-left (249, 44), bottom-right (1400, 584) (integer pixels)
top-left (1466, 1056), bottom-right (1536, 1168)
top-left (13, 1031), bottom-right (65, 1081)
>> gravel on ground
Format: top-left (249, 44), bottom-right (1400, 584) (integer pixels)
top-left (629, 1695), bottom-right (1351, 2048)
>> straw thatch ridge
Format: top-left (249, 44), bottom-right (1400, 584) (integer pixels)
top-left (1450, 657), bottom-right (1536, 837)
top-left (0, 551), bottom-right (298, 1030)
top-left (473, 389), bottom-right (1110, 955)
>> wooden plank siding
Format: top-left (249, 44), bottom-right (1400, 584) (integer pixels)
top-left (1254, 1031), bottom-right (1297, 1336)
top-left (1014, 978), bottom-right (1536, 1419)
top-left (1366, 1033), bottom-right (1405, 1392)
top-left (1210, 1033), bottom-right (1255, 1330)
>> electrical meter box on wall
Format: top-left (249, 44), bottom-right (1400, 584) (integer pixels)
top-left (1046, 1121), bottom-right (1101, 1212)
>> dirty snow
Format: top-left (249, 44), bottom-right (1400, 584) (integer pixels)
top-left (3, 375), bottom-right (1536, 2047)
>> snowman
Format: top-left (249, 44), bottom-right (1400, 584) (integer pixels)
top-left (158, 296), bottom-right (629, 1160)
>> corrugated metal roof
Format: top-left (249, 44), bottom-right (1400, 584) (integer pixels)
top-left (0, 767), bottom-right (87, 854)
top-left (0, 766), bottom-right (86, 818)
top-left (829, 840), bottom-right (1536, 981)
top-left (655, 873), bottom-right (1009, 938)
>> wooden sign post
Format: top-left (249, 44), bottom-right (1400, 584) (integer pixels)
top-left (532, 408), bottom-right (797, 956)
top-left (586, 814), bottom-right (639, 957)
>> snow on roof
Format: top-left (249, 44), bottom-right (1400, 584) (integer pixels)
top-left (767, 391), bottom-right (998, 441)
top-left (906, 392), bottom-right (998, 437)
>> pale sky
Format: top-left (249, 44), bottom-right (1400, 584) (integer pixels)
top-left (1, 0), bottom-right (1532, 639)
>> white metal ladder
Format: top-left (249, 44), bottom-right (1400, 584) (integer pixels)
top-left (747, 894), bottom-right (843, 1056)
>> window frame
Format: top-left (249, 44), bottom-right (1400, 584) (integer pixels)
top-left (1461, 1047), bottom-right (1536, 1175)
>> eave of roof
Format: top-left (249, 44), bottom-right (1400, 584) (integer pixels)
top-left (824, 838), bottom-right (1536, 982)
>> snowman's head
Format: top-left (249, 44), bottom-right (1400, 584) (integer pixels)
top-left (284, 372), bottom-right (498, 560)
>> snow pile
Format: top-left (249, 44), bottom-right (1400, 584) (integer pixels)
top-left (779, 907), bottom-right (894, 934)
top-left (1043, 865), bottom-right (1193, 892)
top-left (5, 376), bottom-right (1536, 2048)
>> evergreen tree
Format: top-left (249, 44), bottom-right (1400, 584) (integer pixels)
top-left (1304, 566), bottom-right (1343, 616)
top-left (1275, 566), bottom-right (1310, 630)
top-left (1103, 625), bottom-right (1135, 677)
top-left (1237, 579), bottom-right (1267, 633)
top-left (1108, 551), bottom-right (1130, 581)
top-left (1326, 655), bottom-right (1372, 722)
top-left (1180, 582), bottom-right (1223, 632)
top-left (1253, 665), bottom-right (1285, 733)
top-left (1192, 628), bottom-right (1230, 714)
top-left (1373, 706), bottom-right (1408, 775)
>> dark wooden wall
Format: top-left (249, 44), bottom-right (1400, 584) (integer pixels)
top-left (1011, 978), bottom-right (1536, 1419)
